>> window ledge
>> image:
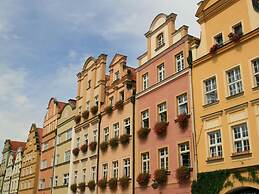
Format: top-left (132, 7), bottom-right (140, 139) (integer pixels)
top-left (252, 86), bottom-right (259, 91)
top-left (203, 100), bottom-right (219, 108)
top-left (226, 91), bottom-right (244, 100)
top-left (155, 43), bottom-right (165, 51)
top-left (206, 156), bottom-right (224, 163)
top-left (231, 151), bottom-right (252, 158)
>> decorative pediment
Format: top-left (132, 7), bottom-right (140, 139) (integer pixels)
top-left (109, 53), bottom-right (127, 68)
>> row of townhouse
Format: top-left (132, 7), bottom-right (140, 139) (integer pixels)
top-left (0, 0), bottom-right (259, 194)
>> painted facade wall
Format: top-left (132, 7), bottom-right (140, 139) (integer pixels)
top-left (98, 54), bottom-right (136, 194)
top-left (18, 124), bottom-right (42, 194)
top-left (53, 102), bottom-right (75, 194)
top-left (10, 148), bottom-right (23, 194)
top-left (192, 0), bottom-right (259, 193)
top-left (135, 13), bottom-right (196, 194)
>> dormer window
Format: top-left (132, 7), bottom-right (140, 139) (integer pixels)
top-left (233, 23), bottom-right (243, 35)
top-left (214, 33), bottom-right (223, 46)
top-left (156, 33), bottom-right (165, 49)
top-left (115, 71), bottom-right (120, 81)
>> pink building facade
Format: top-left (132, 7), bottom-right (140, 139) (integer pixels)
top-left (135, 13), bottom-right (197, 194)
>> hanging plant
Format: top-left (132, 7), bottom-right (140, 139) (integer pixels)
top-left (104, 106), bottom-right (113, 115)
top-left (137, 128), bottom-right (151, 140)
top-left (70, 183), bottom-right (77, 192)
top-left (210, 44), bottom-right (219, 54)
top-left (125, 80), bottom-right (133, 90)
top-left (80, 144), bottom-right (88, 153)
top-left (115, 100), bottom-right (124, 110)
top-left (74, 115), bottom-right (81, 124)
top-left (119, 134), bottom-right (130, 145)
top-left (176, 166), bottom-right (191, 184)
top-left (91, 106), bottom-right (98, 115)
top-left (100, 141), bottom-right (109, 152)
top-left (98, 179), bottom-right (107, 191)
top-left (82, 110), bottom-right (89, 119)
top-left (153, 169), bottom-right (168, 185)
top-left (89, 141), bottom-right (97, 151)
top-left (87, 180), bottom-right (96, 191)
top-left (175, 113), bottom-right (190, 129)
top-left (119, 176), bottom-right (130, 190)
top-left (137, 173), bottom-right (151, 187)
top-left (154, 122), bottom-right (169, 137)
top-left (228, 32), bottom-right (242, 42)
top-left (108, 178), bottom-right (118, 191)
top-left (72, 147), bottom-right (80, 156)
top-left (109, 137), bottom-right (119, 149)
top-left (78, 182), bottom-right (86, 192)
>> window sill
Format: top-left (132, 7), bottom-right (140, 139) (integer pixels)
top-left (206, 156), bottom-right (224, 163)
top-left (155, 43), bottom-right (165, 51)
top-left (252, 86), bottom-right (259, 91)
top-left (226, 91), bottom-right (244, 100)
top-left (203, 100), bottom-right (219, 108)
top-left (231, 150), bottom-right (252, 158)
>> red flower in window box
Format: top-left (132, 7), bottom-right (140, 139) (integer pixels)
top-left (137, 128), bottom-right (151, 139)
top-left (176, 166), bottom-right (191, 184)
top-left (80, 144), bottom-right (88, 153)
top-left (98, 179), bottom-right (107, 190)
top-left (154, 122), bottom-right (168, 137)
top-left (175, 113), bottom-right (190, 129)
top-left (88, 141), bottom-right (97, 151)
top-left (119, 134), bottom-right (130, 145)
top-left (119, 176), bottom-right (130, 190)
top-left (72, 147), bottom-right (79, 156)
top-left (108, 178), bottom-right (118, 191)
top-left (74, 115), bottom-right (81, 124)
top-left (209, 44), bottom-right (219, 54)
top-left (136, 173), bottom-right (151, 187)
top-left (100, 141), bottom-right (109, 152)
top-left (228, 32), bottom-right (242, 42)
top-left (153, 169), bottom-right (168, 185)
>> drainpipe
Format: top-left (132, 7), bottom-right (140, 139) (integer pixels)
top-left (131, 91), bottom-right (136, 194)
top-left (96, 114), bottom-right (102, 194)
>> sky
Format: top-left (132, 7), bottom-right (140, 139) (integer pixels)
top-left (0, 0), bottom-right (200, 153)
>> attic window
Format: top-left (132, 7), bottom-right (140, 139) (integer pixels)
top-left (115, 71), bottom-right (120, 81)
top-left (156, 33), bottom-right (165, 49)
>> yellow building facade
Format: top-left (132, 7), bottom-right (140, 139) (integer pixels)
top-left (192, 0), bottom-right (259, 193)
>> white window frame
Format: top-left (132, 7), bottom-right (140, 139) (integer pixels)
top-left (66, 128), bottom-right (72, 140)
top-left (142, 73), bottom-right (149, 90)
top-left (159, 147), bottom-right (168, 170)
top-left (93, 130), bottom-right (97, 142)
top-left (123, 158), bottom-right (130, 177)
top-left (204, 76), bottom-right (218, 104)
top-left (176, 52), bottom-right (184, 72)
top-left (76, 137), bottom-right (80, 148)
top-left (208, 130), bottom-right (223, 158)
top-left (56, 135), bottom-right (61, 145)
top-left (124, 118), bottom-right (131, 135)
top-left (158, 102), bottom-right (167, 122)
top-left (91, 166), bottom-right (96, 181)
top-left (94, 96), bottom-right (99, 107)
top-left (104, 127), bottom-right (109, 142)
top-left (141, 152), bottom-right (150, 173)
top-left (142, 110), bottom-right (149, 128)
top-left (63, 174), bottom-right (69, 185)
top-left (179, 143), bottom-right (190, 167)
top-left (112, 161), bottom-right (119, 178)
top-left (232, 123), bottom-right (250, 154)
top-left (214, 33), bottom-right (223, 46)
top-left (86, 101), bottom-right (90, 111)
top-left (252, 58), bottom-right (259, 87)
top-left (157, 33), bottom-right (164, 48)
top-left (157, 64), bottom-right (165, 82)
top-left (64, 150), bottom-right (70, 162)
top-left (226, 66), bottom-right (243, 96)
top-left (103, 163), bottom-right (108, 179)
top-left (113, 123), bottom-right (120, 138)
top-left (177, 93), bottom-right (188, 114)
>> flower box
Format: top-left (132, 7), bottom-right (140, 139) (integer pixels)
top-left (115, 100), bottom-right (124, 110)
top-left (74, 115), bottom-right (81, 124)
top-left (82, 110), bottom-right (89, 119)
top-left (209, 44), bottom-right (219, 54)
top-left (119, 134), bottom-right (130, 145)
top-left (108, 178), bottom-right (118, 191)
top-left (119, 176), bottom-right (130, 190)
top-left (100, 141), bottom-right (109, 152)
top-left (91, 106), bottom-right (98, 115)
top-left (109, 137), bottom-right (119, 149)
top-left (72, 147), bottom-right (79, 156)
top-left (104, 106), bottom-right (113, 115)
top-left (70, 183), bottom-right (77, 192)
top-left (154, 122), bottom-right (168, 137)
top-left (175, 113), bottom-right (190, 129)
top-left (80, 144), bottom-right (88, 153)
top-left (87, 180), bottom-right (96, 191)
top-left (78, 182), bottom-right (86, 192)
top-left (98, 179), bottom-right (107, 191)
top-left (176, 166), bottom-right (191, 184)
top-left (89, 141), bottom-right (97, 151)
top-left (137, 128), bottom-right (151, 139)
top-left (137, 173), bottom-right (150, 187)
top-left (228, 32), bottom-right (242, 42)
top-left (153, 169), bottom-right (168, 185)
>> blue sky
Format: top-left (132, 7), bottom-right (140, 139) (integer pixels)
top-left (0, 0), bottom-right (200, 153)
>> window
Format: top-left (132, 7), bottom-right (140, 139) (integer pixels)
top-left (104, 128), bottom-right (109, 142)
top-left (66, 128), bottom-right (72, 140)
top-left (42, 142), bottom-right (48, 151)
top-left (109, 97), bottom-right (114, 106)
top-left (157, 64), bottom-right (165, 82)
top-left (124, 118), bottom-right (130, 135)
top-left (142, 73), bottom-right (149, 90)
top-left (82, 169), bottom-right (86, 182)
top-left (112, 161), bottom-right (119, 178)
top-left (63, 174), bottom-right (69, 185)
top-left (115, 71), bottom-right (120, 81)
top-left (233, 23), bottom-right (243, 35)
top-left (74, 171), bottom-right (78, 183)
top-left (119, 91), bottom-right (124, 101)
top-left (103, 163), bottom-right (108, 179)
top-left (227, 67), bottom-right (243, 96)
top-left (76, 137), bottom-right (80, 148)
top-left (94, 96), bottom-right (99, 107)
top-left (176, 52), bottom-right (184, 72)
top-left (39, 179), bottom-right (45, 189)
top-left (204, 77), bottom-right (218, 104)
top-left (232, 123), bottom-right (250, 153)
top-left (55, 154), bottom-right (59, 165)
top-left (141, 152), bottom-right (150, 173)
top-left (78, 106), bottom-right (82, 114)
top-left (177, 93), bottom-right (188, 114)
top-left (93, 130), bottom-right (97, 142)
top-left (113, 123), bottom-right (120, 138)
top-left (142, 110), bottom-right (149, 128)
top-left (158, 102), bottom-right (167, 122)
top-left (56, 135), bottom-right (61, 145)
top-left (159, 147), bottom-right (168, 170)
top-left (64, 151), bottom-right (70, 162)
top-left (84, 134), bottom-right (88, 145)
top-left (208, 130), bottom-right (222, 158)
top-left (86, 101), bottom-right (90, 111)
top-left (123, 158), bottom-right (130, 177)
top-left (214, 33), bottom-right (223, 46)
top-left (252, 58), bottom-right (259, 87)
top-left (156, 33), bottom-right (164, 48)
top-left (40, 160), bottom-right (47, 170)
top-left (53, 176), bottom-right (58, 187)
top-left (88, 80), bottom-right (91, 89)
top-left (91, 166), bottom-right (96, 181)
top-left (179, 143), bottom-right (190, 167)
